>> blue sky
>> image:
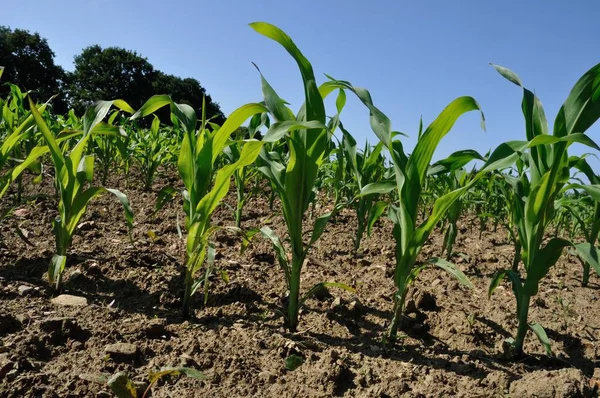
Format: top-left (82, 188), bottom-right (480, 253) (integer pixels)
top-left (3, 0), bottom-right (600, 165)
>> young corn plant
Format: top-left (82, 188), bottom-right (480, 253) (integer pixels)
top-left (131, 115), bottom-right (177, 191)
top-left (339, 125), bottom-right (388, 252)
top-left (358, 97), bottom-right (490, 344)
top-left (559, 156), bottom-right (600, 286)
top-left (249, 22), bottom-right (353, 331)
top-left (428, 150), bottom-right (483, 260)
top-left (92, 110), bottom-right (127, 186)
top-left (487, 63), bottom-right (600, 358)
top-left (28, 97), bottom-right (135, 292)
top-left (133, 96), bottom-right (267, 317)
top-left (224, 115), bottom-right (268, 228)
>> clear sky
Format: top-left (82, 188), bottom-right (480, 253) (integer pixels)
top-left (3, 0), bottom-right (600, 165)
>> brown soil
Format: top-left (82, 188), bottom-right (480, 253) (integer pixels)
top-left (1, 169), bottom-right (599, 397)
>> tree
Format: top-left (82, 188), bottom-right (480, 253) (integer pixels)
top-left (67, 46), bottom-right (225, 122)
top-left (152, 72), bottom-right (225, 124)
top-left (67, 45), bottom-right (156, 113)
top-left (0, 26), bottom-right (67, 112)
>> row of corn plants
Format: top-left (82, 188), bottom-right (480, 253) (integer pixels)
top-left (2, 23), bottom-right (600, 359)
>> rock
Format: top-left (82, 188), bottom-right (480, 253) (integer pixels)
top-left (51, 294), bottom-right (88, 307)
top-left (105, 343), bottom-right (138, 361)
top-left (18, 285), bottom-right (34, 296)
top-left (417, 292), bottom-right (437, 311)
top-left (0, 356), bottom-right (15, 380)
top-left (15, 314), bottom-right (29, 325)
top-left (509, 368), bottom-right (590, 398)
top-left (143, 319), bottom-right (167, 339)
top-left (330, 297), bottom-right (343, 311)
top-left (69, 270), bottom-right (83, 282)
top-left (357, 258), bottom-right (372, 267)
top-left (484, 253), bottom-right (499, 263)
top-left (348, 298), bottom-right (364, 317)
top-left (259, 371), bottom-right (276, 384)
top-left (77, 221), bottom-right (95, 231)
top-left (14, 208), bottom-right (29, 218)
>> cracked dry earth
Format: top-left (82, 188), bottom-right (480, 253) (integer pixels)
top-left (1, 169), bottom-right (600, 397)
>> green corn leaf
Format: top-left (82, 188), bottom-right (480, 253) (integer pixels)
top-left (528, 133), bottom-right (600, 151)
top-left (565, 183), bottom-right (600, 201)
top-left (48, 254), bottom-right (66, 287)
top-left (28, 97), bottom-right (64, 171)
top-left (107, 372), bottom-right (137, 398)
top-left (285, 354), bottom-right (303, 371)
top-left (428, 149), bottom-right (485, 176)
top-left (259, 226), bottom-right (291, 288)
top-left (554, 62), bottom-right (600, 138)
top-left (250, 22), bottom-right (325, 125)
top-left (407, 96), bottom-right (485, 187)
top-left (427, 257), bottom-right (473, 289)
top-left (196, 140), bottom-right (263, 218)
top-left (488, 270), bottom-right (508, 299)
top-left (523, 237), bottom-right (571, 296)
top-left (155, 186), bottom-right (180, 212)
top-left (171, 102), bottom-right (197, 134)
top-left (358, 181), bottom-right (396, 196)
top-left (253, 63), bottom-right (294, 122)
top-left (413, 186), bottom-right (470, 246)
top-left (76, 155), bottom-right (94, 183)
top-left (572, 243), bottom-right (600, 276)
top-left (263, 120), bottom-right (327, 143)
top-left (528, 323), bottom-right (554, 356)
top-left (66, 187), bottom-right (133, 236)
top-left (148, 367), bottom-right (206, 384)
top-left (211, 103), bottom-right (269, 162)
top-left (367, 201), bottom-right (388, 236)
top-left (299, 281), bottom-right (355, 308)
top-left (130, 94), bottom-right (172, 120)
top-left (0, 146), bottom-right (48, 197)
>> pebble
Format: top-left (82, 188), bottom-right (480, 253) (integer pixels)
top-left (259, 371), bottom-right (276, 384)
top-left (104, 343), bottom-right (138, 360)
top-left (18, 285), bottom-right (34, 296)
top-left (51, 294), bottom-right (88, 307)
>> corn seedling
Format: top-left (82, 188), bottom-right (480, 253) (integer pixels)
top-left (487, 63), bottom-right (600, 357)
top-left (224, 115), bottom-right (267, 228)
top-left (28, 97), bottom-right (135, 292)
top-left (248, 22), bottom-right (356, 331)
top-left (134, 96), bottom-right (266, 317)
top-left (339, 124), bottom-right (388, 252)
top-left (130, 115), bottom-right (177, 191)
top-left (562, 156), bottom-right (600, 286)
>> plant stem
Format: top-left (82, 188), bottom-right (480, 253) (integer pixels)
top-left (386, 285), bottom-right (407, 345)
top-left (582, 262), bottom-right (590, 287)
top-left (235, 187), bottom-right (243, 229)
top-left (287, 252), bottom-right (304, 332)
top-left (513, 293), bottom-right (531, 356)
top-left (182, 268), bottom-right (194, 319)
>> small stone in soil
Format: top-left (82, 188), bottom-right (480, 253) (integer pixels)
top-left (348, 298), bottom-right (364, 317)
top-left (51, 294), bottom-right (88, 307)
top-left (18, 285), bottom-right (34, 296)
top-left (357, 258), bottom-right (372, 267)
top-left (259, 371), bottom-right (276, 384)
top-left (104, 343), bottom-right (138, 361)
